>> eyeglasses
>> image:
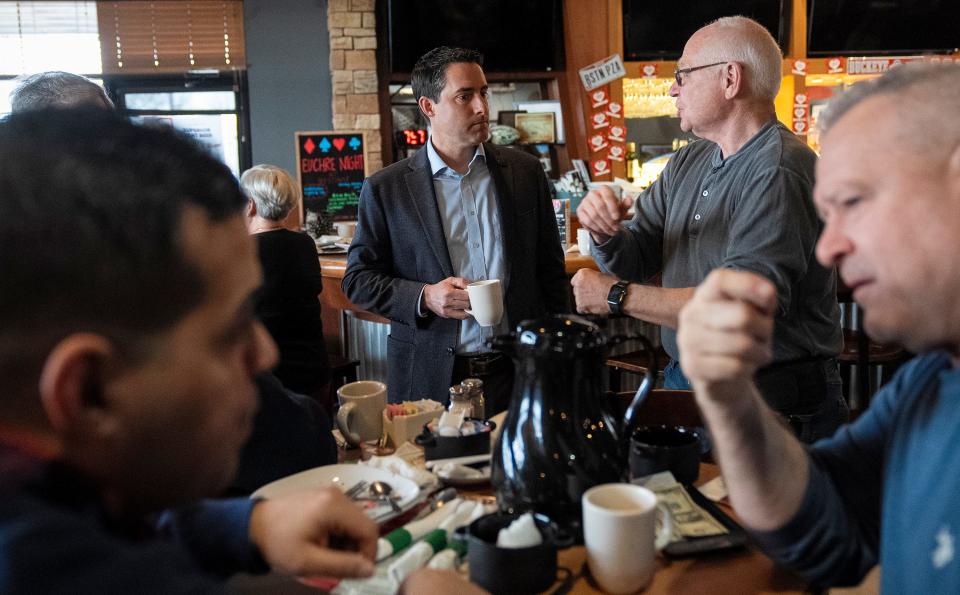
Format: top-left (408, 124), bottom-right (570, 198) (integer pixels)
top-left (673, 62), bottom-right (727, 87)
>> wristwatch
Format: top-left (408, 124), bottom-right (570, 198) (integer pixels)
top-left (606, 280), bottom-right (630, 315)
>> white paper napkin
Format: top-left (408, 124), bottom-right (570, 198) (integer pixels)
top-left (361, 454), bottom-right (438, 490)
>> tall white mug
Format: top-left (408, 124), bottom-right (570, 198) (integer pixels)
top-left (335, 380), bottom-right (387, 446)
top-left (582, 483), bottom-right (673, 594)
top-left (465, 279), bottom-right (504, 327)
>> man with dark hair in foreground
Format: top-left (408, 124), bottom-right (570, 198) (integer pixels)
top-left (0, 109), bottom-right (376, 593)
top-left (11, 68), bottom-right (338, 499)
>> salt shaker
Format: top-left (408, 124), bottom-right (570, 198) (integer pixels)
top-left (461, 378), bottom-right (486, 420)
top-left (448, 384), bottom-right (473, 418)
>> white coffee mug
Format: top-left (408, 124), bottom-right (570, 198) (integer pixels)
top-left (577, 228), bottom-right (592, 256)
top-left (334, 221), bottom-right (357, 240)
top-left (335, 380), bottom-right (387, 446)
top-left (465, 279), bottom-right (504, 327)
top-left (582, 483), bottom-right (673, 594)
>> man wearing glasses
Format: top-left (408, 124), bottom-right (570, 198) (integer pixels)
top-left (573, 16), bottom-right (844, 442)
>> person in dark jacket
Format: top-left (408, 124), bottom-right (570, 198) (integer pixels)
top-left (0, 110), bottom-right (376, 593)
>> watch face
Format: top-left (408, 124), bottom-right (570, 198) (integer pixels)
top-left (607, 282), bottom-right (627, 314)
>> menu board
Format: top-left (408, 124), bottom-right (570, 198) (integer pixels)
top-left (294, 131), bottom-right (367, 237)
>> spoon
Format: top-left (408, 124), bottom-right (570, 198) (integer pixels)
top-left (370, 480), bottom-right (401, 513)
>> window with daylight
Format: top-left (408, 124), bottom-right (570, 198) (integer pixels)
top-left (0, 1), bottom-right (103, 76)
top-left (0, 1), bottom-right (248, 171)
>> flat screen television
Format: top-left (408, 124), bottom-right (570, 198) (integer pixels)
top-left (388, 0), bottom-right (564, 73)
top-left (622, 0), bottom-right (789, 61)
top-left (807, 0), bottom-right (959, 57)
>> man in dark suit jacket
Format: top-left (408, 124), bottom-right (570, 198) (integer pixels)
top-left (343, 46), bottom-right (569, 411)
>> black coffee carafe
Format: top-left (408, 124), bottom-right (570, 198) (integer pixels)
top-left (490, 314), bottom-right (655, 535)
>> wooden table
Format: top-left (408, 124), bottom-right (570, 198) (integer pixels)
top-left (349, 450), bottom-right (809, 594)
top-left (231, 458), bottom-right (810, 594)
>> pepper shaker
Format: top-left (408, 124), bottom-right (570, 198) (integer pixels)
top-left (461, 378), bottom-right (486, 420)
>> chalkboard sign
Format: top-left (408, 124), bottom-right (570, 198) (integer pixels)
top-left (294, 130), bottom-right (367, 238)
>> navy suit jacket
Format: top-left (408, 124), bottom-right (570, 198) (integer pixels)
top-left (342, 143), bottom-right (570, 403)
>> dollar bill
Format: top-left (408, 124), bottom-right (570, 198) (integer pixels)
top-left (656, 483), bottom-right (728, 538)
top-left (637, 471), bottom-right (728, 540)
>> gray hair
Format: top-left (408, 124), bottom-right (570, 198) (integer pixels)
top-left (10, 71), bottom-right (114, 113)
top-left (819, 63), bottom-right (960, 159)
top-left (701, 16), bottom-right (782, 102)
top-left (240, 164), bottom-right (300, 221)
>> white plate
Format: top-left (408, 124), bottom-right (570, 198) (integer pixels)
top-left (252, 464), bottom-right (420, 522)
top-left (317, 246), bottom-right (348, 255)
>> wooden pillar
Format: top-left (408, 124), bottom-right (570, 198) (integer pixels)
top-left (562, 0), bottom-right (611, 163)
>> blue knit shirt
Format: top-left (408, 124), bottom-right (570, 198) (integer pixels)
top-left (753, 351), bottom-right (960, 592)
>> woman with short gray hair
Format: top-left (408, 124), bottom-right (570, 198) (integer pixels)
top-left (241, 164), bottom-right (299, 222)
top-left (241, 164), bottom-right (331, 409)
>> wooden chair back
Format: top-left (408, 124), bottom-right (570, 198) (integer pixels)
top-left (612, 388), bottom-right (702, 428)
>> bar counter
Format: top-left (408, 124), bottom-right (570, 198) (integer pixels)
top-left (320, 251), bottom-right (598, 293)
top-left (318, 251), bottom-right (600, 333)
top-left (318, 252), bottom-right (603, 381)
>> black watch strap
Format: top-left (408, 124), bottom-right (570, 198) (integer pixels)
top-left (607, 280), bottom-right (630, 315)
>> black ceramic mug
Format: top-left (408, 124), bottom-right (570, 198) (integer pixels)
top-left (629, 425), bottom-right (702, 484)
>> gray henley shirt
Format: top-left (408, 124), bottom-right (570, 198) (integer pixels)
top-left (594, 120), bottom-right (842, 362)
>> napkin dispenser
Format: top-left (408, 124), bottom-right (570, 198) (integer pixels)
top-left (414, 418), bottom-right (496, 461)
top-left (382, 406), bottom-right (443, 447)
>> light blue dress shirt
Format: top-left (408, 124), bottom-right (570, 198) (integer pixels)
top-left (425, 139), bottom-right (507, 353)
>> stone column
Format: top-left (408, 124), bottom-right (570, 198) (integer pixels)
top-left (328, 0), bottom-right (383, 173)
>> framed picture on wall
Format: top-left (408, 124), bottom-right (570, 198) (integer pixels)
top-left (497, 110), bottom-right (524, 128)
top-left (515, 99), bottom-right (565, 143)
top-left (515, 112), bottom-right (556, 144)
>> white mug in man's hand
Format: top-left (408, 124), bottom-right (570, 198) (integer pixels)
top-left (465, 279), bottom-right (504, 327)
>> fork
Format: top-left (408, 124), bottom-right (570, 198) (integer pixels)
top-left (343, 480), bottom-right (368, 500)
